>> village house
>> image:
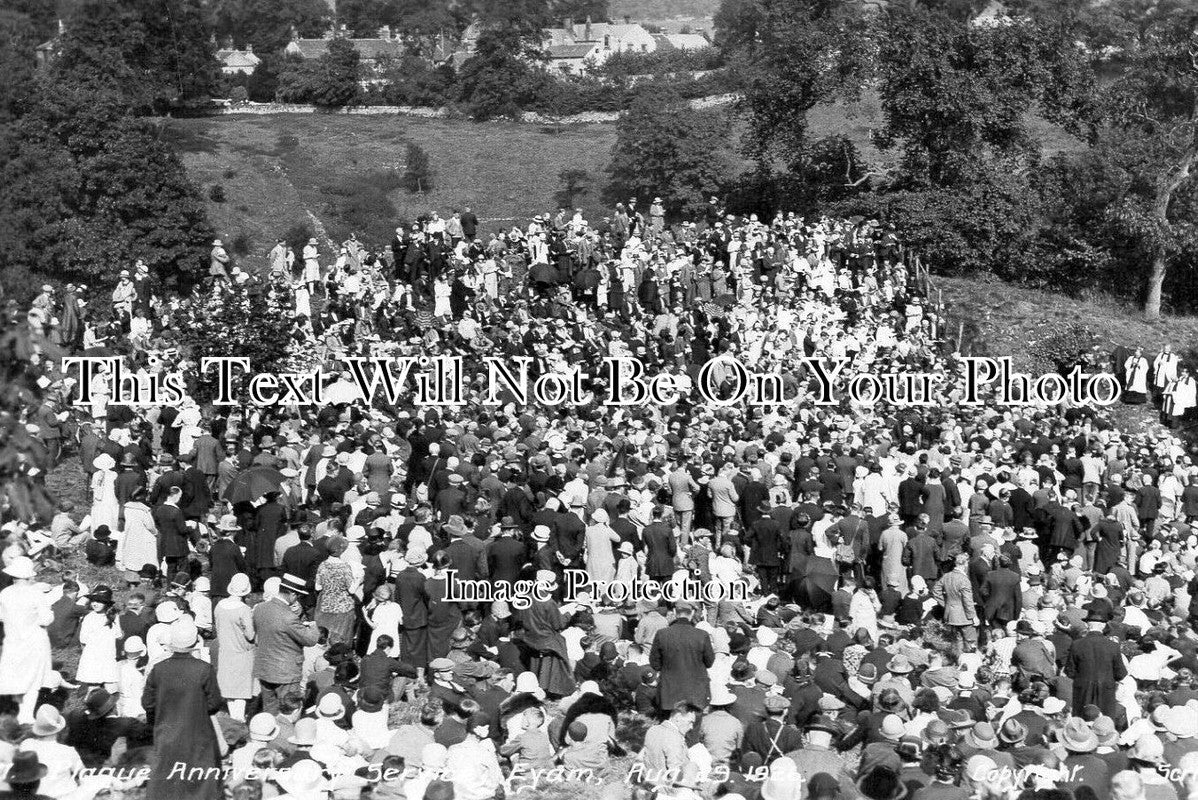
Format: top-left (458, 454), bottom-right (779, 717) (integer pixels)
top-left (539, 18), bottom-right (658, 74)
top-left (284, 26), bottom-right (404, 72)
top-left (216, 45), bottom-right (260, 75)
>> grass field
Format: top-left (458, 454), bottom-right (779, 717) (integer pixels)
top-left (165, 114), bottom-right (619, 265)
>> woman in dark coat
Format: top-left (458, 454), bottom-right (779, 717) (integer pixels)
top-left (519, 578), bottom-right (576, 698)
top-left (207, 522), bottom-right (249, 601)
top-left (425, 552), bottom-right (462, 661)
top-left (1093, 516), bottom-right (1124, 576)
top-left (142, 618), bottom-right (223, 800)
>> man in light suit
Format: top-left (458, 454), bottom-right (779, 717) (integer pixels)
top-left (252, 574), bottom-right (320, 714)
top-left (639, 701), bottom-right (699, 787)
top-left (932, 552), bottom-right (979, 651)
top-left (668, 458), bottom-right (699, 545)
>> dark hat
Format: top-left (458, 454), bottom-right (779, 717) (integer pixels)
top-left (119, 452), bottom-right (138, 468)
top-left (357, 686), bottom-right (386, 713)
top-left (499, 515), bottom-right (520, 530)
top-left (84, 688), bottom-right (118, 719)
top-left (807, 715), bottom-right (842, 736)
top-left (5, 752), bottom-right (47, 786)
top-left (858, 663), bottom-right (879, 684)
top-left (92, 525), bottom-right (112, 540)
top-left (87, 585), bottom-right (114, 605)
top-left (808, 772), bottom-right (841, 798)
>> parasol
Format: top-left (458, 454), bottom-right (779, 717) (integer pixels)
top-left (223, 466), bottom-right (288, 504)
top-left (324, 381), bottom-right (362, 405)
top-left (799, 557), bottom-right (840, 612)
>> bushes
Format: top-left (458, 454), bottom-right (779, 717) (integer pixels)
top-left (1027, 324), bottom-right (1102, 376)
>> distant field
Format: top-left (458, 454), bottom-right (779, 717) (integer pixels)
top-left (164, 114), bottom-right (619, 266)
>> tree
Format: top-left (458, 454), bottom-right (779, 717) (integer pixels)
top-left (455, 28), bottom-right (541, 119)
top-left (277, 37), bottom-right (361, 106)
top-left (0, 83), bottom-right (212, 291)
top-left (604, 83), bottom-right (733, 218)
top-left (715, 0), bottom-right (872, 165)
top-left (402, 143), bottom-right (434, 193)
top-left (1085, 0), bottom-right (1198, 318)
top-left (53, 0), bottom-right (220, 111)
top-left (0, 9), bottom-right (39, 124)
top-left (212, 0), bottom-right (330, 54)
top-left (874, 6), bottom-right (1088, 187)
top-left (554, 168), bottom-right (592, 209)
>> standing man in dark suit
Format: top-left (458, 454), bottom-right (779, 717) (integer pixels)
top-left (487, 518), bottom-right (525, 595)
top-left (253, 492), bottom-right (288, 589)
top-left (898, 467), bottom-right (924, 526)
top-left (153, 485), bottom-right (196, 577)
top-left (746, 503), bottom-right (784, 594)
top-left (980, 555), bottom-right (1023, 628)
top-left (642, 507), bottom-right (677, 583)
top-left (1066, 612), bottom-right (1127, 718)
top-left (394, 550), bottom-right (430, 677)
top-left (281, 527), bottom-right (322, 611)
top-left (649, 603), bottom-right (715, 712)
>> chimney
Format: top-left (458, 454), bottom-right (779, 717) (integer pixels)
top-left (245, 43), bottom-right (253, 53)
top-left (584, 16), bottom-right (592, 41)
top-left (289, 25), bottom-right (300, 43)
top-left (57, 18), bottom-right (65, 36)
top-left (623, 14), bottom-right (631, 24)
top-left (378, 25), bottom-right (391, 39)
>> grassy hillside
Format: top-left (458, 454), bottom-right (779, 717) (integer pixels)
top-left (165, 114), bottom-right (618, 265)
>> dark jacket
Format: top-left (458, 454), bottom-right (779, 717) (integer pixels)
top-left (649, 618), bottom-right (715, 710)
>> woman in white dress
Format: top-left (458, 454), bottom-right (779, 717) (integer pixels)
top-left (117, 488), bottom-right (157, 586)
top-left (76, 586), bottom-right (120, 690)
top-left (433, 275), bottom-right (452, 319)
top-left (90, 454), bottom-right (120, 534)
top-left (364, 584), bottom-right (402, 657)
top-left (303, 238), bottom-right (321, 291)
top-left (214, 573), bottom-right (256, 721)
top-left (0, 557), bottom-right (53, 723)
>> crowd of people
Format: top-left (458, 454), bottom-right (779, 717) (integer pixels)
top-left (6, 197), bottom-right (1198, 800)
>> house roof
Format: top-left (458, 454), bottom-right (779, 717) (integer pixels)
top-left (546, 42), bottom-right (599, 59)
top-left (543, 21), bottom-right (652, 45)
top-left (287, 37), bottom-right (403, 60)
top-left (662, 33), bottom-right (710, 50)
top-left (216, 49), bottom-right (261, 68)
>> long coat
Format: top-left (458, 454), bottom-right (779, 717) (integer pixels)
top-left (208, 537), bottom-right (249, 599)
top-left (117, 501), bottom-right (158, 573)
top-left (142, 652), bottom-right (223, 800)
top-left (1066, 631), bottom-right (1127, 718)
top-left (520, 597), bottom-right (575, 697)
top-left (214, 598), bottom-right (255, 699)
top-left (251, 596), bottom-right (320, 684)
top-left (980, 568), bottom-right (1022, 625)
top-left (932, 568), bottom-right (977, 627)
top-left (650, 618), bottom-right (715, 710)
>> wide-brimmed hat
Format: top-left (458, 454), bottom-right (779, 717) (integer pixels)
top-left (277, 759), bottom-right (327, 796)
top-left (287, 717), bottom-right (318, 746)
top-left (2, 557), bottom-right (35, 580)
top-left (5, 753), bottom-right (47, 786)
top-left (443, 516), bottom-right (469, 538)
top-left (761, 758), bottom-right (803, 800)
top-left (155, 602), bottom-right (182, 623)
top-left (216, 514), bottom-right (241, 532)
top-left (998, 718), bottom-right (1027, 745)
top-left (531, 525), bottom-right (550, 543)
top-left (879, 714), bottom-right (905, 741)
top-left (886, 655), bottom-right (913, 674)
top-left (249, 712), bottom-right (279, 742)
top-left (92, 453), bottom-right (116, 471)
top-left (84, 688), bottom-right (119, 719)
top-left (316, 693), bottom-right (345, 720)
top-left (119, 452), bottom-right (138, 468)
top-left (1059, 717), bottom-right (1098, 752)
top-left (169, 617), bottom-right (199, 652)
top-left (228, 573), bottom-right (252, 597)
top-left (963, 722), bottom-right (998, 750)
top-left (31, 705), bottom-right (66, 737)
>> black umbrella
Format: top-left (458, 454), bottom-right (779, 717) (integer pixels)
top-left (222, 466), bottom-right (287, 504)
